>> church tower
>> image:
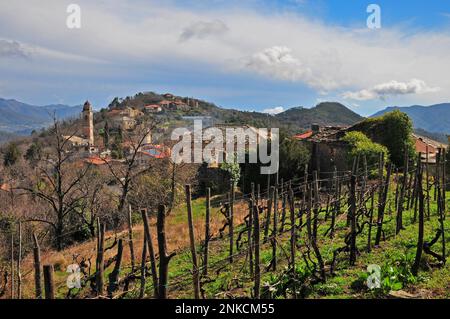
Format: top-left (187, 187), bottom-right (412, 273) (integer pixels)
top-left (82, 101), bottom-right (94, 146)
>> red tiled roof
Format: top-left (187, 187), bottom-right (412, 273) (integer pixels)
top-left (293, 131), bottom-right (313, 140)
top-left (84, 156), bottom-right (110, 165)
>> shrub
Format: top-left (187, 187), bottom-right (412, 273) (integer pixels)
top-left (342, 131), bottom-right (389, 173)
top-left (349, 110), bottom-right (415, 167)
top-left (3, 142), bottom-right (21, 167)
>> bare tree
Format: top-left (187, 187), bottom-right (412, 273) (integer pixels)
top-left (102, 119), bottom-right (159, 226)
top-left (17, 119), bottom-right (92, 251)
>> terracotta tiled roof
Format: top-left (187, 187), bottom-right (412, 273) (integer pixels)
top-left (84, 156), bottom-right (110, 165)
top-left (293, 131), bottom-right (313, 140)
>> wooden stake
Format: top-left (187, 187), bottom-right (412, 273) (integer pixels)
top-left (141, 209), bottom-right (159, 298)
top-left (185, 185), bottom-right (201, 299)
top-left (107, 239), bottom-right (123, 298)
top-left (412, 154), bottom-right (424, 276)
top-left (396, 149), bottom-right (408, 233)
top-left (43, 265), bottom-right (55, 299)
top-left (96, 221), bottom-right (105, 296)
top-left (253, 203), bottom-right (260, 299)
top-left (203, 188), bottom-right (211, 276)
top-left (248, 199), bottom-right (254, 278)
top-left (229, 181), bottom-right (235, 263)
top-left (367, 190), bottom-right (375, 252)
top-left (10, 230), bottom-right (14, 299)
top-left (288, 187), bottom-right (297, 299)
top-left (312, 171), bottom-right (320, 238)
top-left (157, 204), bottom-right (176, 299)
top-left (17, 221), bottom-right (22, 299)
top-left (272, 184), bottom-right (278, 271)
top-left (349, 175), bottom-right (357, 266)
top-left (32, 233), bottom-right (42, 299)
top-left (139, 235), bottom-right (147, 299)
top-left (127, 204), bottom-right (136, 272)
top-left (263, 186), bottom-right (274, 243)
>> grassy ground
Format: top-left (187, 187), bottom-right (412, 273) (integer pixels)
top-left (10, 185), bottom-right (450, 299)
top-left (155, 186), bottom-right (450, 299)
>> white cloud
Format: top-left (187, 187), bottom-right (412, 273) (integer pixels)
top-left (240, 46), bottom-right (339, 91)
top-left (0, 39), bottom-right (32, 59)
top-left (0, 0), bottom-right (450, 107)
top-left (243, 46), bottom-right (311, 81)
top-left (262, 106), bottom-right (284, 114)
top-left (179, 20), bottom-right (228, 42)
top-left (342, 79), bottom-right (440, 101)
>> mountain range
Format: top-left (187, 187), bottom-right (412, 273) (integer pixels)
top-left (0, 94), bottom-right (448, 144)
top-left (372, 103), bottom-right (450, 135)
top-left (0, 98), bottom-right (82, 135)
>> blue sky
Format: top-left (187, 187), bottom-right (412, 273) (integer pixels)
top-left (0, 0), bottom-right (449, 116)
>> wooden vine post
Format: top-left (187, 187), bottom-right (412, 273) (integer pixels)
top-left (43, 265), bottom-right (55, 299)
top-left (17, 221), bottom-right (22, 299)
top-left (264, 186), bottom-right (274, 243)
top-left (253, 203), bottom-right (260, 299)
top-left (229, 181), bottom-right (235, 263)
top-left (10, 230), bottom-right (14, 299)
top-left (280, 180), bottom-right (287, 232)
top-left (185, 185), bottom-right (201, 299)
top-left (308, 187), bottom-right (326, 282)
top-left (396, 149), bottom-right (409, 233)
top-left (127, 204), bottom-right (136, 272)
top-left (139, 235), bottom-right (148, 299)
top-left (412, 154), bottom-right (424, 276)
top-left (349, 175), bottom-right (357, 266)
top-left (141, 208), bottom-right (159, 298)
top-left (32, 233), bottom-right (42, 299)
top-left (271, 184), bottom-right (279, 271)
top-left (157, 204), bottom-right (176, 299)
top-left (96, 221), bottom-right (105, 296)
top-left (375, 153), bottom-right (387, 246)
top-left (107, 239), bottom-right (123, 298)
top-left (288, 187), bottom-right (297, 299)
top-left (203, 188), bottom-right (211, 276)
top-left (329, 167), bottom-right (339, 238)
top-left (248, 198), bottom-right (254, 277)
top-left (367, 190), bottom-right (375, 252)
top-left (437, 149), bottom-right (446, 264)
top-left (312, 171), bottom-right (320, 239)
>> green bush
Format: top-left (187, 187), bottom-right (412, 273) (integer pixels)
top-left (349, 110), bottom-right (415, 167)
top-left (342, 131), bottom-right (389, 173)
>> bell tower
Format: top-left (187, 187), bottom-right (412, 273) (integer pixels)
top-left (82, 101), bottom-right (94, 146)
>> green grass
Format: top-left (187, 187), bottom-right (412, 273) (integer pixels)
top-left (155, 186), bottom-right (450, 299)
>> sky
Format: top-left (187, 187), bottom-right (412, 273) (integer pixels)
top-left (0, 0), bottom-right (449, 116)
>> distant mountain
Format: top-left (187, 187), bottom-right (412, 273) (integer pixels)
top-left (371, 103), bottom-right (450, 134)
top-left (0, 98), bottom-right (82, 134)
top-left (275, 102), bottom-right (364, 129)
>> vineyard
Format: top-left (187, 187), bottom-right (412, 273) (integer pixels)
top-left (1, 151), bottom-right (449, 300)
